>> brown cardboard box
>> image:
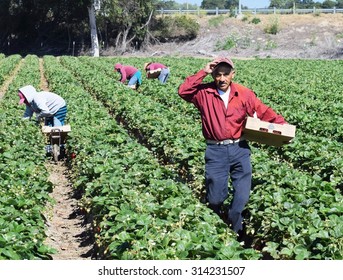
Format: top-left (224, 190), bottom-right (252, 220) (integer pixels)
top-left (42, 125), bottom-right (71, 133)
top-left (243, 117), bottom-right (296, 147)
top-left (147, 69), bottom-right (161, 79)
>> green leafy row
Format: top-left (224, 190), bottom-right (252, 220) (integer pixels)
top-left (43, 55), bottom-right (260, 260)
top-left (0, 55), bottom-right (54, 259)
top-left (0, 54), bottom-right (21, 86)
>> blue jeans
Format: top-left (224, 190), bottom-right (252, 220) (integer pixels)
top-left (44, 106), bottom-right (67, 127)
top-left (128, 71), bottom-right (142, 88)
top-left (205, 140), bottom-right (252, 232)
top-left (158, 68), bottom-right (170, 84)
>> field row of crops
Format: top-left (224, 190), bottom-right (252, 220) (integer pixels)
top-left (0, 55), bottom-right (54, 259)
top-left (0, 54), bottom-right (342, 259)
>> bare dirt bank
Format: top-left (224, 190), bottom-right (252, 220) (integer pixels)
top-left (136, 13), bottom-right (343, 60)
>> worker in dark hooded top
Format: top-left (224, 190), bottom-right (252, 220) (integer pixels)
top-left (18, 85), bottom-right (67, 127)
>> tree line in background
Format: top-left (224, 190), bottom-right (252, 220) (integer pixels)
top-left (0, 0), bottom-right (342, 56)
top-left (172, 0), bottom-right (343, 9)
top-left (268, 0), bottom-right (343, 8)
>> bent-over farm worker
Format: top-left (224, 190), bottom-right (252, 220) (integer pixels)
top-left (18, 85), bottom-right (67, 127)
top-left (178, 57), bottom-right (288, 237)
top-left (114, 63), bottom-right (142, 90)
top-left (144, 62), bottom-right (170, 84)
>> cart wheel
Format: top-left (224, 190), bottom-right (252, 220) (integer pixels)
top-left (52, 144), bottom-right (60, 162)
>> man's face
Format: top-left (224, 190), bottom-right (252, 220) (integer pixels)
top-left (212, 64), bottom-right (235, 92)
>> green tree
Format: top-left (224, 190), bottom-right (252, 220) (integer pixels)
top-left (156, 0), bottom-right (179, 9)
top-left (0, 0), bottom-right (165, 55)
top-left (153, 1), bottom-right (199, 10)
top-left (269, 0), bottom-right (293, 8)
top-left (150, 15), bottom-right (199, 42)
top-left (297, 0), bottom-right (315, 8)
top-left (0, 0), bottom-right (92, 55)
top-left (322, 0), bottom-right (338, 8)
top-left (179, 3), bottom-right (199, 9)
top-left (225, 0), bottom-right (239, 9)
top-left (201, 0), bottom-right (226, 9)
top-left (97, 0), bottom-right (157, 54)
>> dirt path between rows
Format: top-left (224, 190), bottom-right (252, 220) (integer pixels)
top-left (39, 58), bottom-right (94, 260)
top-left (44, 162), bottom-right (93, 259)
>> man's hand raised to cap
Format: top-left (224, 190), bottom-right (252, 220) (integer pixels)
top-left (204, 58), bottom-right (222, 74)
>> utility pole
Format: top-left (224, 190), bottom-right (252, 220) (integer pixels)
top-left (237, 0), bottom-right (243, 19)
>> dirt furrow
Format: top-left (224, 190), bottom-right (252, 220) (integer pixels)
top-left (44, 162), bottom-right (93, 259)
top-left (40, 58), bottom-right (93, 260)
top-left (0, 58), bottom-right (23, 99)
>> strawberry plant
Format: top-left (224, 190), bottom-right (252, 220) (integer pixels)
top-left (0, 55), bottom-right (55, 259)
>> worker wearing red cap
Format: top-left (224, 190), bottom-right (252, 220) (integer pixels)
top-left (178, 57), bottom-right (288, 237)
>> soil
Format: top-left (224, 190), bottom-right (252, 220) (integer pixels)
top-left (39, 59), bottom-right (93, 260)
top-left (137, 13), bottom-right (343, 59)
top-left (44, 162), bottom-right (93, 259)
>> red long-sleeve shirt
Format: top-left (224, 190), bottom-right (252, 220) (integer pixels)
top-left (178, 69), bottom-right (287, 141)
top-left (146, 63), bottom-right (167, 71)
top-left (117, 65), bottom-right (138, 83)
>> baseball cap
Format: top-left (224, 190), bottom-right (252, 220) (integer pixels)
top-left (213, 57), bottom-right (235, 69)
top-left (144, 62), bottom-right (151, 70)
top-left (18, 91), bottom-right (26, 105)
top-left (213, 57), bottom-right (235, 68)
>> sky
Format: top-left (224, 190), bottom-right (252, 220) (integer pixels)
top-left (175, 0), bottom-right (325, 9)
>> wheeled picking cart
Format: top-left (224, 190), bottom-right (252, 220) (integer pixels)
top-left (42, 125), bottom-right (71, 162)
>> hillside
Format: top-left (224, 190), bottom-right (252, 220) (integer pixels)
top-left (139, 13), bottom-right (343, 59)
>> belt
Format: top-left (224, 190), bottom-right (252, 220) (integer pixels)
top-left (206, 138), bottom-right (244, 145)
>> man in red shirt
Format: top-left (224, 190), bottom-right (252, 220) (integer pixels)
top-left (114, 63), bottom-right (142, 90)
top-left (178, 57), bottom-right (287, 236)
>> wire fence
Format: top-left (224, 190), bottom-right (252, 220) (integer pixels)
top-left (157, 7), bottom-right (343, 16)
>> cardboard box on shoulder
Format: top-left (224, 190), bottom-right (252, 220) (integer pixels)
top-left (243, 117), bottom-right (296, 147)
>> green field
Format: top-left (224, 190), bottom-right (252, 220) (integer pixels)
top-left (0, 54), bottom-right (342, 260)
